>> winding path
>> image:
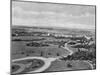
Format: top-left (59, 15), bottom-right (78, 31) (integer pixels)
top-left (12, 42), bottom-right (93, 74)
top-left (62, 43), bottom-right (73, 55)
top-left (12, 63), bottom-right (26, 74)
top-left (62, 42), bottom-right (94, 70)
top-left (83, 61), bottom-right (94, 69)
top-left (12, 57), bottom-right (58, 74)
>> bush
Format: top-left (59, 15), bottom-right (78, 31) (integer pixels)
top-left (12, 38), bottom-right (22, 41)
top-left (67, 63), bottom-right (72, 68)
top-left (65, 50), bottom-right (96, 61)
top-left (26, 42), bottom-right (49, 47)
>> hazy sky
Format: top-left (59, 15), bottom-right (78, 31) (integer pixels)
top-left (12, 1), bottom-right (95, 29)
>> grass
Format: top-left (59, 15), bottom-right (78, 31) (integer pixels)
top-left (44, 60), bottom-right (92, 72)
top-left (11, 26), bottom-right (95, 73)
top-left (11, 41), bottom-right (69, 59)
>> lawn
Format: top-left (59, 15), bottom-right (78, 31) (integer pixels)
top-left (44, 60), bottom-right (92, 72)
top-left (11, 41), bottom-right (69, 59)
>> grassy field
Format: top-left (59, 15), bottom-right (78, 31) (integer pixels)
top-left (44, 60), bottom-right (92, 72)
top-left (11, 41), bottom-right (69, 59)
top-left (11, 26), bottom-right (96, 73)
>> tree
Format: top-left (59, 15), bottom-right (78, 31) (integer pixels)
top-left (67, 63), bottom-right (72, 68)
top-left (78, 48), bottom-right (80, 52)
top-left (56, 53), bottom-right (60, 56)
top-left (40, 51), bottom-right (43, 56)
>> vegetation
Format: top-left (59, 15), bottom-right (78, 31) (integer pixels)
top-left (26, 42), bottom-right (49, 47)
top-left (67, 63), bottom-right (73, 68)
top-left (66, 50), bottom-right (96, 60)
top-left (12, 38), bottom-right (46, 41)
top-left (12, 26), bottom-right (96, 72)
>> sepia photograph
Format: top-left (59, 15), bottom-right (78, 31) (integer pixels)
top-left (11, 0), bottom-right (96, 74)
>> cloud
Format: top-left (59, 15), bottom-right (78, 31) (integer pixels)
top-left (12, 5), bottom-right (95, 19)
top-left (12, 2), bottom-right (95, 29)
top-left (13, 17), bottom-right (95, 30)
top-left (12, 6), bottom-right (67, 19)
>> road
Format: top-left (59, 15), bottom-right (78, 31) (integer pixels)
top-left (62, 43), bottom-right (94, 70)
top-left (12, 42), bottom-right (72, 74)
top-left (62, 43), bottom-right (73, 55)
top-left (83, 61), bottom-right (94, 69)
top-left (12, 42), bottom-right (93, 74)
top-left (12, 63), bottom-right (26, 74)
top-left (12, 57), bottom-right (58, 74)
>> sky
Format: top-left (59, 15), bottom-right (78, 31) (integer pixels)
top-left (12, 1), bottom-right (95, 29)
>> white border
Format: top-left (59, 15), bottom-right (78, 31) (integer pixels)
top-left (0, 0), bottom-right (100, 75)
